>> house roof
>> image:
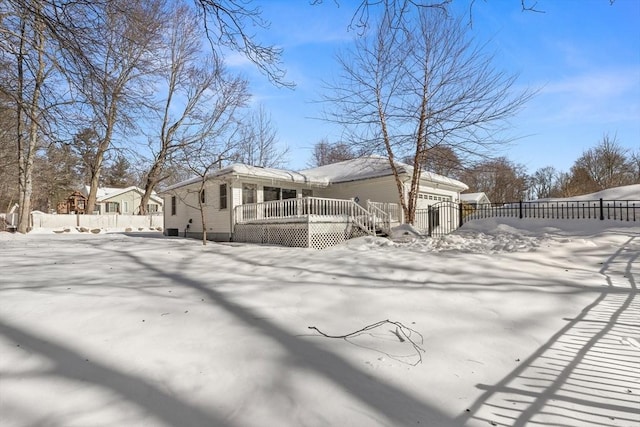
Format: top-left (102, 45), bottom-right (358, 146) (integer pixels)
top-left (299, 156), bottom-right (468, 190)
top-left (161, 164), bottom-right (317, 192)
top-left (66, 191), bottom-right (86, 198)
top-left (162, 156), bottom-right (468, 192)
top-left (460, 192), bottom-right (489, 203)
top-left (83, 186), bottom-right (163, 204)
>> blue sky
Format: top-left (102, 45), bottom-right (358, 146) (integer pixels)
top-left (226, 0), bottom-right (640, 174)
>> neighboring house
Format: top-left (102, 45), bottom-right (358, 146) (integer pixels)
top-left (78, 186), bottom-right (163, 215)
top-left (162, 156), bottom-right (468, 249)
top-left (460, 192), bottom-right (491, 207)
top-left (57, 191), bottom-right (88, 214)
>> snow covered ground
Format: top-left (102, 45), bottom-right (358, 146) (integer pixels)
top-left (0, 188), bottom-right (638, 427)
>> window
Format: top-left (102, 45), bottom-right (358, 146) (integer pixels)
top-left (263, 186), bottom-right (279, 202)
top-left (200, 189), bottom-right (206, 204)
top-left (302, 189), bottom-right (312, 198)
top-left (171, 196), bottom-right (176, 215)
top-left (105, 202), bottom-right (119, 213)
top-left (242, 184), bottom-right (256, 204)
top-left (219, 184), bottom-right (227, 210)
top-left (282, 188), bottom-right (296, 199)
top-left (122, 201), bottom-right (129, 213)
top-left (147, 204), bottom-right (158, 213)
top-left (264, 186), bottom-right (296, 201)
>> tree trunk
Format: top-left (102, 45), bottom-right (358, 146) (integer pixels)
top-left (406, 75), bottom-right (430, 226)
top-left (17, 4), bottom-right (45, 233)
top-left (376, 89), bottom-right (411, 224)
top-left (199, 180), bottom-right (207, 245)
top-left (85, 104), bottom-right (116, 214)
top-left (140, 149), bottom-right (167, 215)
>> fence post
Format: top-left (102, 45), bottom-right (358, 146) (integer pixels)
top-left (519, 200), bottom-right (523, 219)
top-left (458, 202), bottom-right (463, 228)
top-left (428, 206), bottom-right (432, 237)
top-left (599, 198), bottom-right (604, 221)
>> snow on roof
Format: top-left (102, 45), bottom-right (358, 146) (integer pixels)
top-left (84, 186), bottom-right (163, 204)
top-left (225, 164), bottom-right (314, 184)
top-left (460, 192), bottom-right (489, 203)
top-left (299, 156), bottom-right (394, 184)
top-left (300, 156), bottom-right (468, 190)
top-left (164, 156), bottom-right (469, 192)
top-left (161, 163), bottom-right (320, 192)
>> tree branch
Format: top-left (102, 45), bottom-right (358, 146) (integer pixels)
top-left (308, 319), bottom-right (426, 365)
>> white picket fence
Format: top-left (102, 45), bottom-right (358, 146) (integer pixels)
top-left (30, 212), bottom-right (163, 230)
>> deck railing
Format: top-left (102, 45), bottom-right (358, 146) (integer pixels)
top-left (234, 197), bottom-right (394, 236)
top-left (351, 202), bottom-right (384, 235)
top-left (366, 202), bottom-right (392, 235)
top-left (235, 197), bottom-right (357, 224)
top-left (367, 200), bottom-right (401, 223)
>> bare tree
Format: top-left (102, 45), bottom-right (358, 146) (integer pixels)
top-left (309, 139), bottom-right (359, 167)
top-left (139, 3), bottom-right (222, 214)
top-left (534, 135), bottom-right (637, 199)
top-left (461, 157), bottom-right (528, 202)
top-left (6, 0), bottom-right (288, 88)
top-left (0, 1), bottom-right (50, 232)
top-left (0, 101), bottom-right (20, 213)
top-left (193, 0), bottom-right (290, 87)
top-left (234, 104), bottom-right (288, 168)
top-left (552, 171), bottom-right (574, 198)
top-left (313, 0), bottom-right (592, 30)
top-left (323, 4), bottom-right (533, 223)
top-left (529, 166), bottom-right (558, 199)
top-left (631, 149), bottom-right (640, 183)
top-left (0, 0), bottom-right (115, 228)
top-left (168, 64), bottom-right (250, 245)
top-left (68, 0), bottom-right (165, 214)
top-left (405, 145), bottom-right (462, 179)
top-left (564, 165), bottom-right (599, 197)
top-left (572, 133), bottom-right (636, 191)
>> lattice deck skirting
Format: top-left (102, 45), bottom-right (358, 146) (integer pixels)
top-left (234, 220), bottom-right (369, 250)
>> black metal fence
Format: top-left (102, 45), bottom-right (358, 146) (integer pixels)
top-left (462, 199), bottom-right (639, 224)
top-left (415, 201), bottom-right (460, 237)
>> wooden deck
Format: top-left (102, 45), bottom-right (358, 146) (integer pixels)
top-left (233, 197), bottom-right (400, 249)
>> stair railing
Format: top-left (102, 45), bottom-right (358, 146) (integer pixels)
top-left (366, 202), bottom-right (391, 235)
top-left (350, 201), bottom-right (379, 236)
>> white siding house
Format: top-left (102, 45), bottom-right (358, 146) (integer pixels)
top-left (82, 186), bottom-right (163, 215)
top-left (162, 156), bottom-right (468, 248)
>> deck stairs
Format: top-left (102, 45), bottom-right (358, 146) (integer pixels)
top-left (351, 202), bottom-right (391, 237)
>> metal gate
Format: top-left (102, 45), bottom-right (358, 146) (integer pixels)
top-left (414, 201), bottom-right (461, 237)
